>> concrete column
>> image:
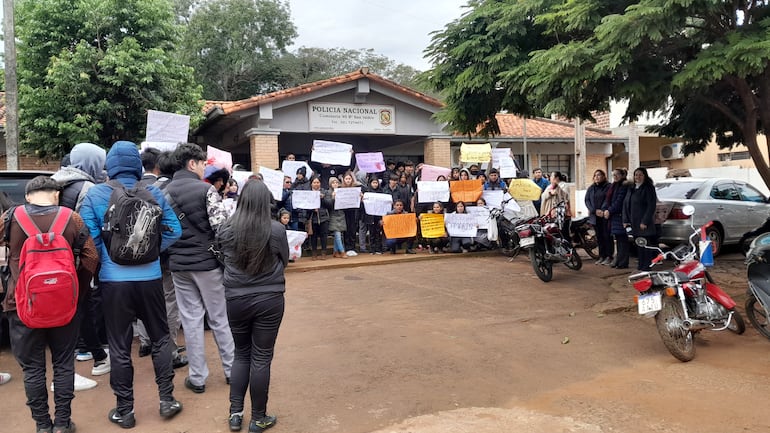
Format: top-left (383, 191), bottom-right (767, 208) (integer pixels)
top-left (627, 123), bottom-right (640, 172)
top-left (423, 135), bottom-right (452, 168)
top-left (245, 129), bottom-right (280, 171)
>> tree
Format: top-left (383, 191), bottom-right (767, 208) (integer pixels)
top-left (16, 0), bottom-right (202, 158)
top-left (424, 0), bottom-right (770, 187)
top-left (179, 0), bottom-right (297, 100)
top-left (279, 47), bottom-right (432, 95)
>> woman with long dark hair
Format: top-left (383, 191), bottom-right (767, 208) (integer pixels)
top-left (216, 180), bottom-right (288, 433)
top-left (624, 167), bottom-right (659, 271)
top-left (603, 168), bottom-right (631, 268)
top-left (586, 169), bottom-right (611, 264)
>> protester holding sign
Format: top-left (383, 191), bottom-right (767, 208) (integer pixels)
top-left (383, 200), bottom-right (417, 254)
top-left (341, 171), bottom-right (361, 256)
top-left (448, 202), bottom-right (475, 253)
top-left (307, 176), bottom-right (333, 260)
top-left (360, 176), bottom-right (384, 254)
top-left (291, 167), bottom-right (311, 232)
top-left (418, 202), bottom-right (448, 253)
top-left (328, 178), bottom-right (348, 259)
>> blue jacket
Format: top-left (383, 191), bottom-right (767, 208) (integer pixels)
top-left (80, 141), bottom-right (181, 282)
top-left (603, 181), bottom-right (631, 235)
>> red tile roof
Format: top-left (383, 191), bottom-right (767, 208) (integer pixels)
top-left (488, 113), bottom-right (618, 139)
top-left (202, 68), bottom-right (444, 116)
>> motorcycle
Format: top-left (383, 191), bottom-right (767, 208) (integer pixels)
top-left (488, 196), bottom-right (539, 258)
top-left (629, 205), bottom-right (745, 362)
top-left (743, 232), bottom-right (770, 340)
top-left (516, 201), bottom-right (582, 282)
top-left (569, 216), bottom-right (599, 260)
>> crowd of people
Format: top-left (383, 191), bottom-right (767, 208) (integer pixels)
top-left (0, 143), bottom-right (661, 433)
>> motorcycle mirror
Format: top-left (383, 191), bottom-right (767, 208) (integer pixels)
top-left (682, 205), bottom-right (695, 216)
top-left (635, 237), bottom-right (648, 247)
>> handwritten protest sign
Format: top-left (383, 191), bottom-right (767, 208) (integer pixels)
top-left (450, 180), bottom-right (483, 203)
top-left (362, 192), bottom-right (393, 216)
top-left (286, 230), bottom-right (308, 261)
top-left (497, 156), bottom-right (518, 179)
top-left (444, 213), bottom-right (478, 237)
top-left (468, 206), bottom-right (490, 230)
top-left (420, 164), bottom-right (451, 181)
top-left (482, 189), bottom-right (505, 209)
top-left (382, 213), bottom-right (417, 239)
top-left (460, 143), bottom-right (491, 163)
top-left (491, 148), bottom-right (512, 166)
top-left (206, 145), bottom-right (233, 172)
top-left (292, 190), bottom-right (321, 210)
top-left (231, 170), bottom-right (255, 188)
top-left (419, 213), bottom-right (446, 238)
top-left (508, 178), bottom-right (543, 200)
top-left (416, 181), bottom-right (450, 203)
top-left (311, 139), bottom-right (352, 165)
top-left (257, 166), bottom-right (284, 200)
top-left (355, 152), bottom-right (385, 173)
top-left (281, 160), bottom-right (313, 181)
top-left (146, 110), bottom-right (190, 144)
top-left (334, 187), bottom-right (361, 210)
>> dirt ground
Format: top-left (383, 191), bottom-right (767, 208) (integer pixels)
top-left (2, 249), bottom-right (770, 433)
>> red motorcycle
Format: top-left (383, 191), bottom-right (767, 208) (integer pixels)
top-left (629, 205), bottom-right (744, 362)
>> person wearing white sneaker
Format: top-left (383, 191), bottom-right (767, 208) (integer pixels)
top-left (0, 372), bottom-right (11, 385)
top-left (51, 373), bottom-right (98, 392)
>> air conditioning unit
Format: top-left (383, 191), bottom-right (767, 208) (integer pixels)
top-left (659, 142), bottom-right (685, 160)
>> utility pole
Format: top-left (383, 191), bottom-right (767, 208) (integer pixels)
top-left (3, 0), bottom-right (19, 170)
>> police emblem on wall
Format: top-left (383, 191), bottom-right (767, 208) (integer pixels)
top-left (379, 109), bottom-right (392, 126)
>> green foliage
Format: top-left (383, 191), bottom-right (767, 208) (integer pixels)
top-left (179, 0), bottom-right (297, 100)
top-left (278, 47), bottom-right (430, 94)
top-left (423, 0), bottom-right (770, 167)
top-left (16, 0), bottom-right (203, 158)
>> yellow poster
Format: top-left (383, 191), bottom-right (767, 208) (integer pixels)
top-left (419, 213), bottom-right (446, 238)
top-left (508, 178), bottom-right (543, 200)
top-left (460, 143), bottom-right (491, 163)
top-left (450, 180), bottom-right (483, 203)
top-left (383, 213), bottom-right (417, 239)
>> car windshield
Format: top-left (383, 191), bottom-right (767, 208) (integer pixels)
top-left (655, 181), bottom-right (702, 199)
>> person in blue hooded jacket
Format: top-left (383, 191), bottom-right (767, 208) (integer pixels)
top-left (79, 141), bottom-right (183, 428)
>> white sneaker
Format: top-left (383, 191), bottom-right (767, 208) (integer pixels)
top-left (0, 372), bottom-right (11, 385)
top-left (346, 250), bottom-right (358, 257)
top-left (92, 357), bottom-right (111, 376)
top-left (50, 373), bottom-right (98, 392)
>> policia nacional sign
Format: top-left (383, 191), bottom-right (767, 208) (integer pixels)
top-left (308, 102), bottom-right (395, 134)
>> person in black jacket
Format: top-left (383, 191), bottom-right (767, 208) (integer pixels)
top-left (624, 167), bottom-right (659, 271)
top-left (216, 180), bottom-right (288, 433)
top-left (603, 168), bottom-right (631, 268)
top-left (307, 175), bottom-right (333, 259)
top-left (585, 169), bottom-right (611, 265)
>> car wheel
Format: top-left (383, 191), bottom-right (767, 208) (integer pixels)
top-left (705, 226), bottom-right (723, 256)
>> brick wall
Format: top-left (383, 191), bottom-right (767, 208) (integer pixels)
top-left (423, 137), bottom-right (451, 168)
top-left (584, 153), bottom-right (609, 187)
top-left (0, 155), bottom-right (59, 171)
top-left (248, 134), bottom-right (279, 171)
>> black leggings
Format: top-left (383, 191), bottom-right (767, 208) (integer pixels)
top-left (310, 221), bottom-right (329, 252)
top-left (227, 292), bottom-right (285, 420)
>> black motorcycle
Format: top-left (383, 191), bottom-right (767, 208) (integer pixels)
top-left (569, 216), bottom-right (600, 260)
top-left (488, 197), bottom-right (538, 258)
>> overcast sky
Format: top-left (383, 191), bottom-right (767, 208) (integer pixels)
top-left (287, 0), bottom-right (470, 71)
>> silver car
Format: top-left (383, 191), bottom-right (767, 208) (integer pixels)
top-left (655, 177), bottom-right (770, 255)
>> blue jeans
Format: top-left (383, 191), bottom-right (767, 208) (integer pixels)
top-left (333, 231), bottom-right (345, 253)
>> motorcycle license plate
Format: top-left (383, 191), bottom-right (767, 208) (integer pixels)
top-left (520, 237), bottom-right (535, 247)
top-left (638, 292), bottom-right (662, 315)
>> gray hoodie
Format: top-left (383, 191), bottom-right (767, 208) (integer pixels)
top-left (51, 142), bottom-right (106, 211)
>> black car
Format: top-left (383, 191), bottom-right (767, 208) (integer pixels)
top-left (0, 170), bottom-right (55, 204)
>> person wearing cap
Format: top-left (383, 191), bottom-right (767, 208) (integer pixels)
top-left (204, 165), bottom-right (231, 196)
top-left (80, 141), bottom-right (184, 427)
top-left (2, 176), bottom-right (99, 433)
top-left (483, 168), bottom-right (508, 192)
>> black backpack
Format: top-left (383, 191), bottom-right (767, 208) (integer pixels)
top-left (101, 180), bottom-right (163, 265)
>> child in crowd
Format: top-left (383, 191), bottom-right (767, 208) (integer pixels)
top-left (474, 197), bottom-right (493, 250)
top-left (419, 202), bottom-right (448, 253)
top-left (384, 200), bottom-right (416, 254)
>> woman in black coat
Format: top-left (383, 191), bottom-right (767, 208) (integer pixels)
top-left (585, 169), bottom-right (611, 264)
top-left (623, 167), bottom-right (659, 271)
top-left (602, 168), bottom-right (631, 268)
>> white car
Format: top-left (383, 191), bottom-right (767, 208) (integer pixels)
top-left (655, 177), bottom-right (770, 255)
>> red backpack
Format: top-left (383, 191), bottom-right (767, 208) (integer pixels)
top-left (13, 206), bottom-right (79, 328)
